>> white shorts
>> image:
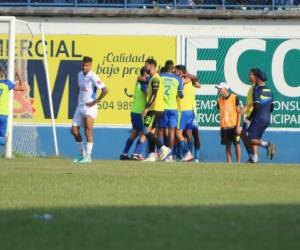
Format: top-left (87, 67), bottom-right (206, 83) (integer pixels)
top-left (72, 105), bottom-right (98, 127)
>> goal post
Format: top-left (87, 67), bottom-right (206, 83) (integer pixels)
top-left (0, 16), bottom-right (16, 159)
top-left (0, 16), bottom-right (59, 158)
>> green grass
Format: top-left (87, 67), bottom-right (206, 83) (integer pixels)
top-left (0, 158), bottom-right (300, 250)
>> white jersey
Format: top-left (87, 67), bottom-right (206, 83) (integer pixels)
top-left (77, 70), bottom-right (106, 106)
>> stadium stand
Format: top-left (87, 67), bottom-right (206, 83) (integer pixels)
top-left (0, 0), bottom-right (299, 9)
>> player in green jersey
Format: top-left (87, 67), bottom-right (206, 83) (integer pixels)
top-left (120, 67), bottom-right (148, 160)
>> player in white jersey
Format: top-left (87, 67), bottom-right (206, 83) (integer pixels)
top-left (71, 56), bottom-right (108, 163)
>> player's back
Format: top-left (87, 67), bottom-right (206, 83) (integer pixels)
top-left (131, 81), bottom-right (147, 114)
top-left (160, 73), bottom-right (182, 110)
top-left (253, 85), bottom-right (273, 122)
top-left (177, 80), bottom-right (194, 111)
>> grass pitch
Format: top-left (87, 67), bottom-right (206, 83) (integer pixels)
top-left (0, 158), bottom-right (299, 250)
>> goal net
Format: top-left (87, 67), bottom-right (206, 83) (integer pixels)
top-left (0, 17), bottom-right (57, 158)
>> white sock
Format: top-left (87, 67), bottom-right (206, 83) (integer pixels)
top-left (77, 142), bottom-right (86, 156)
top-left (260, 141), bottom-right (269, 148)
top-left (86, 142), bottom-right (94, 158)
top-left (252, 154), bottom-right (258, 163)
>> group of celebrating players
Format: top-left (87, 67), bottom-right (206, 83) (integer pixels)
top-left (0, 56), bottom-right (276, 163)
top-left (69, 56), bottom-right (276, 164)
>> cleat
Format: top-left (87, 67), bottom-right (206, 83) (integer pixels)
top-left (181, 151), bottom-right (194, 162)
top-left (78, 156), bottom-right (92, 164)
top-left (131, 154), bottom-right (145, 161)
top-left (159, 146), bottom-right (171, 161)
top-left (120, 154), bottom-right (130, 160)
top-left (164, 155), bottom-right (173, 162)
top-left (246, 158), bottom-right (255, 164)
top-left (143, 153), bottom-right (157, 162)
top-left (270, 144), bottom-right (276, 160)
top-left (194, 159), bottom-right (199, 163)
top-left (73, 155), bottom-right (84, 163)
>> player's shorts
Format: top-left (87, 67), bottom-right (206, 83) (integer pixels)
top-left (247, 119), bottom-right (269, 140)
top-left (131, 112), bottom-right (143, 131)
top-left (72, 105), bottom-right (98, 127)
top-left (192, 115), bottom-right (199, 130)
top-left (220, 127), bottom-right (240, 146)
top-left (158, 109), bottom-right (178, 129)
top-left (0, 115), bottom-right (8, 137)
top-left (144, 111), bottom-right (163, 129)
top-left (177, 110), bottom-right (194, 130)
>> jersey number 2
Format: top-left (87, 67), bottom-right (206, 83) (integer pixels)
top-left (164, 85), bottom-right (171, 96)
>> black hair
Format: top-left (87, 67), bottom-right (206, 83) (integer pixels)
top-left (175, 64), bottom-right (187, 74)
top-left (145, 58), bottom-right (157, 67)
top-left (165, 60), bottom-right (174, 67)
top-left (250, 68), bottom-right (267, 82)
top-left (140, 66), bottom-right (147, 76)
top-left (82, 56), bottom-right (93, 63)
top-left (160, 66), bottom-right (167, 73)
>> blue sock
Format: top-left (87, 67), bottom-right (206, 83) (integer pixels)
top-left (247, 147), bottom-right (253, 158)
top-left (134, 141), bottom-right (145, 155)
top-left (188, 141), bottom-right (194, 154)
top-left (159, 136), bottom-right (164, 146)
top-left (0, 136), bottom-right (6, 145)
top-left (179, 140), bottom-right (188, 155)
top-left (123, 138), bottom-right (134, 154)
top-left (195, 148), bottom-right (200, 160)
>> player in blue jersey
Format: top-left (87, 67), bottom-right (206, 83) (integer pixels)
top-left (247, 72), bottom-right (276, 163)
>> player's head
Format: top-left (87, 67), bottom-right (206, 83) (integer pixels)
top-left (145, 58), bottom-right (157, 75)
top-left (174, 65), bottom-right (186, 76)
top-left (164, 60), bottom-right (174, 72)
top-left (0, 66), bottom-right (5, 79)
top-left (140, 66), bottom-right (147, 77)
top-left (164, 62), bottom-right (174, 73)
top-left (82, 56), bottom-right (93, 75)
top-left (160, 66), bottom-right (167, 73)
top-left (249, 68), bottom-right (266, 84)
top-left (216, 82), bottom-right (230, 97)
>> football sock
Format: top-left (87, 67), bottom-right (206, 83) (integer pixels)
top-left (134, 141), bottom-right (145, 155)
top-left (77, 141), bottom-right (86, 156)
top-left (123, 138), bottom-right (134, 154)
top-left (146, 132), bottom-right (163, 150)
top-left (0, 136), bottom-right (6, 145)
top-left (86, 142), bottom-right (93, 158)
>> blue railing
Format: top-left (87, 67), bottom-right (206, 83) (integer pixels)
top-left (0, 0), bottom-right (299, 9)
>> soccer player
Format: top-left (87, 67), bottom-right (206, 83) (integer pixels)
top-left (216, 82), bottom-right (241, 163)
top-left (136, 58), bottom-right (171, 161)
top-left (120, 67), bottom-right (148, 160)
top-left (247, 73), bottom-right (276, 163)
top-left (174, 65), bottom-right (195, 162)
top-left (0, 67), bottom-right (25, 146)
top-left (158, 61), bottom-right (183, 161)
top-left (71, 56), bottom-right (108, 163)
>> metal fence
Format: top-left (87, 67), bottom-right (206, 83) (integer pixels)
top-left (0, 0), bottom-right (299, 9)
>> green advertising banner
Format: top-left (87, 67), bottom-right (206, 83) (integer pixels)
top-left (186, 37), bottom-right (300, 130)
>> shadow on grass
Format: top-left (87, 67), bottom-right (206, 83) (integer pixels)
top-left (0, 204), bottom-right (299, 250)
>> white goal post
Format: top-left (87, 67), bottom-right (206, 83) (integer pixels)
top-left (0, 16), bottom-right (59, 158)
